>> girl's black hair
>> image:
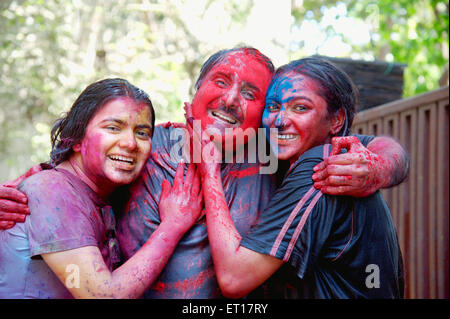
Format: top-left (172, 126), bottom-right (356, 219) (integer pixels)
top-left (270, 56), bottom-right (358, 136)
top-left (50, 78), bottom-right (155, 166)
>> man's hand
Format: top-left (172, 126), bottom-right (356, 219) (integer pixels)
top-left (0, 187), bottom-right (29, 229)
top-left (312, 136), bottom-right (394, 197)
top-left (0, 164), bottom-right (42, 230)
top-left (158, 162), bottom-right (204, 233)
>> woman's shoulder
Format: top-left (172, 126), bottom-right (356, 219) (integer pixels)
top-left (283, 144), bottom-right (332, 185)
top-left (19, 168), bottom-right (68, 189)
top-left (293, 144), bottom-right (331, 169)
top-left (18, 168), bottom-right (84, 199)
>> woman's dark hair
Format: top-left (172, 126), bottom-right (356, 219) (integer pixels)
top-left (50, 78), bottom-right (155, 166)
top-left (194, 46), bottom-right (275, 90)
top-left (270, 56), bottom-right (358, 136)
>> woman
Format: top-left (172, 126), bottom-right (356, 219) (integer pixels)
top-left (200, 57), bottom-right (404, 298)
top-left (0, 78), bottom-right (203, 298)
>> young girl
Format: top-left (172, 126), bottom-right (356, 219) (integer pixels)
top-left (0, 78), bottom-right (203, 298)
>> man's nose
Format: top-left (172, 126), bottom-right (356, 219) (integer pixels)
top-left (224, 84), bottom-right (240, 109)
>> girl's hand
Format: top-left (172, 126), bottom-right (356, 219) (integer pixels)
top-left (158, 162), bottom-right (203, 233)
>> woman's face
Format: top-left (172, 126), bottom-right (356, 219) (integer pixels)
top-left (74, 97), bottom-right (153, 188)
top-left (262, 72), bottom-right (336, 164)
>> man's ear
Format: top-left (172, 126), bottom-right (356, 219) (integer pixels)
top-left (184, 102), bottom-right (194, 121)
top-left (330, 109), bottom-right (345, 135)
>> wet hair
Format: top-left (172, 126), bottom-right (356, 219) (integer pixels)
top-left (50, 78), bottom-right (155, 166)
top-left (270, 56), bottom-right (358, 136)
top-left (194, 47), bottom-right (275, 90)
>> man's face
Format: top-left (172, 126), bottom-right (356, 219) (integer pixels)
top-left (190, 51), bottom-right (272, 150)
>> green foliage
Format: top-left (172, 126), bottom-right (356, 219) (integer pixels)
top-left (291, 0), bottom-right (449, 97)
top-left (1, 0), bottom-right (447, 181)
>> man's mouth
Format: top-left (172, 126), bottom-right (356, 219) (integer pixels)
top-left (211, 111), bottom-right (239, 125)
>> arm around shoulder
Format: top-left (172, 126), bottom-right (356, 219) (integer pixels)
top-left (366, 135), bottom-right (410, 188)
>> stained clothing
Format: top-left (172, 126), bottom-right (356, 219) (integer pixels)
top-left (241, 141), bottom-right (405, 299)
top-left (0, 168), bottom-right (119, 299)
top-left (116, 124), bottom-right (276, 298)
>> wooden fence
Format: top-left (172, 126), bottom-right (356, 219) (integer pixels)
top-left (353, 86), bottom-right (449, 299)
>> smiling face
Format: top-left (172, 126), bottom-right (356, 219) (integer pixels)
top-left (262, 72), bottom-right (342, 164)
top-left (73, 97), bottom-right (153, 191)
top-left (191, 51), bottom-right (273, 150)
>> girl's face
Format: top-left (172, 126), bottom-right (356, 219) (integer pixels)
top-left (74, 97), bottom-right (152, 189)
top-left (262, 72), bottom-right (340, 164)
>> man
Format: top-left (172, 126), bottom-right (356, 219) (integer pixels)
top-left (0, 47), bottom-right (409, 298)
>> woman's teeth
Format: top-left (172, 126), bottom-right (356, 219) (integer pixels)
top-left (108, 155), bottom-right (134, 164)
top-left (277, 134), bottom-right (297, 140)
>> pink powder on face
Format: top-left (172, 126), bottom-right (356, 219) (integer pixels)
top-left (190, 51), bottom-right (272, 145)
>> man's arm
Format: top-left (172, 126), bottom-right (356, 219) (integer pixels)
top-left (0, 164), bottom-right (43, 229)
top-left (312, 135), bottom-right (410, 197)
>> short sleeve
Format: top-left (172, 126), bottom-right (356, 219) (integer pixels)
top-left (241, 145), bottom-right (337, 278)
top-left (352, 134), bottom-right (375, 147)
top-left (19, 171), bottom-right (100, 257)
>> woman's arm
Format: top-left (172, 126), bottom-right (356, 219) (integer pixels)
top-left (42, 221), bottom-right (186, 299)
top-left (43, 162), bottom-right (203, 299)
top-left (201, 164), bottom-right (283, 299)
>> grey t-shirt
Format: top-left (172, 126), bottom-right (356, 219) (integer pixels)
top-left (0, 168), bottom-right (119, 299)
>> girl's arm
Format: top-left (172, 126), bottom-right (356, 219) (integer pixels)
top-left (42, 162), bottom-right (203, 299)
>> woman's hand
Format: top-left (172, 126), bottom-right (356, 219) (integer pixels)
top-left (158, 161), bottom-right (203, 233)
top-left (184, 102), bottom-right (221, 177)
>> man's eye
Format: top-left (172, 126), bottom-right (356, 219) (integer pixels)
top-left (215, 79), bottom-right (227, 87)
top-left (242, 90), bottom-right (255, 100)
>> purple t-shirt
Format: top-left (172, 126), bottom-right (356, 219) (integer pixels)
top-left (117, 124), bottom-right (276, 298)
top-left (0, 168), bottom-right (119, 299)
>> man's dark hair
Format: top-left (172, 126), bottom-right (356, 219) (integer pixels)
top-left (270, 56), bottom-right (358, 136)
top-left (50, 78), bottom-right (155, 166)
top-left (194, 47), bottom-right (275, 91)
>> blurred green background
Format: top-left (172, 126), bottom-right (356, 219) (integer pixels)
top-left (0, 0), bottom-right (448, 181)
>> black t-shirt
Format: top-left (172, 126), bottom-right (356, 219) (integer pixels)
top-left (241, 136), bottom-right (404, 298)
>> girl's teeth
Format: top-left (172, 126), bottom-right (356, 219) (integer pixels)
top-left (277, 134), bottom-right (296, 140)
top-left (109, 156), bottom-right (134, 164)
